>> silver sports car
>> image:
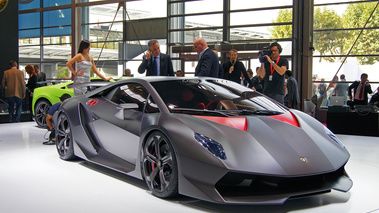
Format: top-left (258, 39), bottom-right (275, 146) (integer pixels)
top-left (55, 77), bottom-right (352, 204)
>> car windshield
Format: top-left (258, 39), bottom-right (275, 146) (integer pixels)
top-left (151, 79), bottom-right (287, 116)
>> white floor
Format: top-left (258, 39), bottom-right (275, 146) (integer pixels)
top-left (0, 122), bottom-right (379, 213)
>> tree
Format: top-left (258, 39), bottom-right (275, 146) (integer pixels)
top-left (343, 2), bottom-right (379, 64)
top-left (269, 7), bottom-right (344, 62)
top-left (269, 9), bottom-right (292, 38)
top-left (57, 68), bottom-right (69, 79)
top-left (269, 2), bottom-right (379, 65)
top-left (313, 7), bottom-right (344, 62)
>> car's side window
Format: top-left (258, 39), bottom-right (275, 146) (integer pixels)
top-left (109, 83), bottom-right (149, 112)
top-left (145, 95), bottom-right (159, 113)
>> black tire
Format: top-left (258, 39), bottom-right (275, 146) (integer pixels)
top-left (142, 132), bottom-right (178, 198)
top-left (56, 113), bottom-right (76, 161)
top-left (34, 99), bottom-right (51, 128)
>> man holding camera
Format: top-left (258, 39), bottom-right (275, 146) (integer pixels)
top-left (257, 42), bottom-right (288, 104)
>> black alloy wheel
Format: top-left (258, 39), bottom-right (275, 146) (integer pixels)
top-left (142, 132), bottom-right (178, 198)
top-left (56, 113), bottom-right (76, 160)
top-left (34, 99), bottom-right (51, 128)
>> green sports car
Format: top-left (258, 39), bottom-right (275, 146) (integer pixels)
top-left (32, 77), bottom-right (113, 128)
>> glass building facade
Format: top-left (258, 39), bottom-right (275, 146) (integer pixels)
top-left (18, 0), bottom-right (379, 104)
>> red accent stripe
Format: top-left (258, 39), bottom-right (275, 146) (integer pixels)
top-left (268, 111), bottom-right (300, 127)
top-left (87, 99), bottom-right (98, 106)
top-left (194, 116), bottom-right (247, 131)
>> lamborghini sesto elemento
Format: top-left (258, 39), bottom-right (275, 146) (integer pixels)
top-left (55, 77), bottom-right (352, 204)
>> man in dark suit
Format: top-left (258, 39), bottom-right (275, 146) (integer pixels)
top-left (193, 38), bottom-right (219, 77)
top-left (223, 49), bottom-right (252, 86)
top-left (284, 70), bottom-right (300, 108)
top-left (243, 69), bottom-right (254, 87)
top-left (138, 39), bottom-right (174, 76)
top-left (369, 87), bottom-right (379, 107)
top-left (212, 48), bottom-right (224, 79)
top-left (34, 65), bottom-right (47, 87)
top-left (348, 73), bottom-right (373, 106)
top-left (34, 65), bottom-right (46, 85)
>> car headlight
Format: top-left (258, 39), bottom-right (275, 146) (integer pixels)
top-left (324, 126), bottom-right (345, 148)
top-left (194, 133), bottom-right (226, 160)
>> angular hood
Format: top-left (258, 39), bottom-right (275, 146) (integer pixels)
top-left (178, 111), bottom-right (350, 177)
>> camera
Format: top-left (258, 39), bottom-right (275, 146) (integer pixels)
top-left (258, 47), bottom-right (272, 63)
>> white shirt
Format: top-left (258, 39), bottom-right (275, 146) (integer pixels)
top-left (199, 47), bottom-right (209, 59)
top-left (354, 82), bottom-right (365, 100)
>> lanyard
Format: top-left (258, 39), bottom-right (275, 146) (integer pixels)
top-left (270, 57), bottom-right (280, 75)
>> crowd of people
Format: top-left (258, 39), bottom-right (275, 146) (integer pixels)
top-left (2, 38), bottom-right (378, 128)
top-left (1, 61), bottom-right (46, 122)
top-left (313, 73), bottom-right (378, 108)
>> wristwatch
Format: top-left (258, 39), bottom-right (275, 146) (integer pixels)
top-left (271, 61), bottom-right (274, 65)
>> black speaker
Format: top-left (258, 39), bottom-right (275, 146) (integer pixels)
top-left (354, 105), bottom-right (379, 113)
top-left (328, 105), bottom-right (350, 113)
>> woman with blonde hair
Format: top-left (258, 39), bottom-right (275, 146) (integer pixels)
top-left (66, 40), bottom-right (112, 96)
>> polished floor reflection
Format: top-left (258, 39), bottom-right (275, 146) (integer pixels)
top-left (0, 122), bottom-right (378, 213)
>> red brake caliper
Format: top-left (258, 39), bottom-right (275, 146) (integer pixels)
top-left (151, 151), bottom-right (156, 170)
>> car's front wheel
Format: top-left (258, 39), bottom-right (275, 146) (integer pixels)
top-left (142, 132), bottom-right (178, 198)
top-left (34, 99), bottom-right (51, 128)
top-left (56, 113), bottom-right (76, 161)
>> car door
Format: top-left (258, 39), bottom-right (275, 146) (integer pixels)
top-left (89, 83), bottom-right (159, 167)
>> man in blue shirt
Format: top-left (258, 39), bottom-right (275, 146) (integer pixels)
top-left (43, 93), bottom-right (71, 145)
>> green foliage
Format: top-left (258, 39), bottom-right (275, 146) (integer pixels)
top-left (270, 2), bottom-right (379, 65)
top-left (57, 67), bottom-right (69, 79)
top-left (269, 9), bottom-right (292, 38)
top-left (313, 7), bottom-right (344, 62)
top-left (343, 2), bottom-right (379, 64)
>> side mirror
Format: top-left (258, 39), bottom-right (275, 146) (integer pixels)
top-left (114, 103), bottom-right (139, 120)
top-left (119, 103), bottom-right (139, 110)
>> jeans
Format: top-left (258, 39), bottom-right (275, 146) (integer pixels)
top-left (8, 96), bottom-right (23, 122)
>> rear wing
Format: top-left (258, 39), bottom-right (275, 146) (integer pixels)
top-left (67, 81), bottom-right (112, 92)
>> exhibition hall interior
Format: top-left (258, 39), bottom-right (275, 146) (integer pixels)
top-left (0, 0), bottom-right (379, 212)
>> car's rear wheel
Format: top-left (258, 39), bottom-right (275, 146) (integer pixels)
top-left (34, 99), bottom-right (51, 128)
top-left (142, 132), bottom-right (178, 198)
top-left (56, 113), bottom-right (76, 160)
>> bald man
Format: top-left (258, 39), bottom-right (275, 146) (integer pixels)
top-left (193, 38), bottom-right (219, 77)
